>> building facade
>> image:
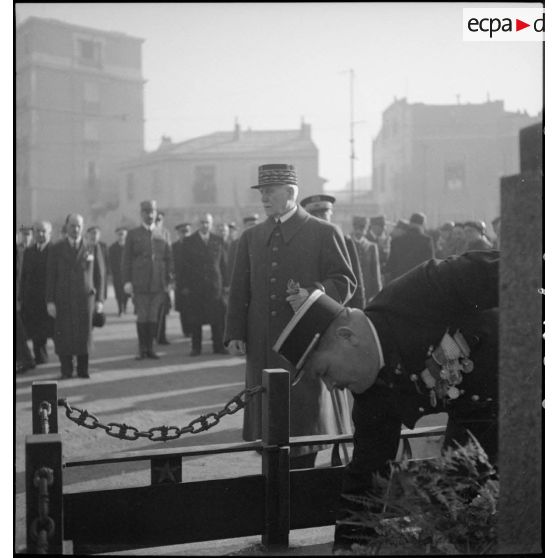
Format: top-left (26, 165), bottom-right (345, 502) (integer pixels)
top-left (118, 122), bottom-right (325, 229)
top-left (372, 98), bottom-right (541, 226)
top-left (16, 17), bottom-right (145, 232)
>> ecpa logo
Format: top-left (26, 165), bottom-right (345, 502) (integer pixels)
top-left (463, 8), bottom-right (544, 41)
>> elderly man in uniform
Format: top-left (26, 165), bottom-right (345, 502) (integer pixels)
top-left (46, 214), bottom-right (105, 378)
top-left (273, 250), bottom-right (499, 550)
top-left (123, 200), bottom-right (172, 360)
top-left (225, 163), bottom-right (357, 469)
top-left (108, 227), bottom-right (130, 316)
top-left (19, 221), bottom-right (55, 364)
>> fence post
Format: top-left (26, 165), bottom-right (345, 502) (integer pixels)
top-left (26, 434), bottom-right (63, 554)
top-left (32, 381), bottom-right (58, 434)
top-left (261, 369), bottom-right (290, 550)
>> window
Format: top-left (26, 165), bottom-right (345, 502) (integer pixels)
top-left (84, 82), bottom-right (100, 112)
top-left (77, 38), bottom-right (102, 67)
top-left (126, 173), bottom-right (135, 201)
top-left (84, 120), bottom-right (99, 142)
top-left (445, 162), bottom-right (465, 191)
top-left (86, 161), bottom-right (98, 189)
top-left (193, 165), bottom-right (217, 204)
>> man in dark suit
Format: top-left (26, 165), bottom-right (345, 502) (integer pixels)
top-left (19, 220), bottom-right (55, 364)
top-left (122, 200), bottom-right (172, 360)
top-left (181, 213), bottom-right (228, 356)
top-left (384, 212), bottom-right (434, 284)
top-left (108, 227), bottom-right (130, 316)
top-left (172, 222), bottom-right (192, 337)
top-left (86, 226), bottom-right (109, 301)
top-left (154, 211), bottom-right (173, 345)
top-left (46, 214), bottom-right (105, 378)
top-left (225, 163), bottom-right (357, 470)
top-left (273, 250), bottom-right (499, 550)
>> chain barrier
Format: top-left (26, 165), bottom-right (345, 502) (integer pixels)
top-left (38, 401), bottom-right (52, 435)
top-left (57, 385), bottom-right (265, 442)
top-left (29, 467), bottom-right (55, 554)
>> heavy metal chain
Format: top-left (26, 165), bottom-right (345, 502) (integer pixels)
top-left (57, 385), bottom-right (264, 442)
top-left (29, 467), bottom-right (55, 554)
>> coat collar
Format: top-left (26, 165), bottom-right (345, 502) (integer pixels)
top-left (264, 205), bottom-right (311, 244)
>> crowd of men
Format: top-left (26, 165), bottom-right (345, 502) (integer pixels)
top-left (16, 162), bottom-right (501, 551)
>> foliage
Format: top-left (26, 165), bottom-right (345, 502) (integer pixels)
top-left (337, 437), bottom-right (499, 555)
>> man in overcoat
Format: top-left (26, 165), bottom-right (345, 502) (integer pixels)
top-left (122, 200), bottom-right (172, 360)
top-left (180, 213), bottom-right (228, 356)
top-left (46, 214), bottom-right (105, 378)
top-left (108, 227), bottom-right (130, 316)
top-left (350, 216), bottom-right (382, 303)
top-left (19, 221), bottom-right (55, 364)
top-left (86, 226), bottom-right (109, 300)
top-left (225, 163), bottom-right (357, 469)
top-left (273, 250), bottom-right (499, 550)
top-left (172, 222), bottom-right (192, 337)
top-left (384, 212), bottom-right (434, 284)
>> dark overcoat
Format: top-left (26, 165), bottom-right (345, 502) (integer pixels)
top-left (384, 228), bottom-right (434, 282)
top-left (180, 232), bottom-right (227, 323)
top-left (345, 235), bottom-right (366, 309)
top-left (19, 243), bottom-right (54, 339)
top-left (172, 239), bottom-right (188, 312)
top-left (351, 235), bottom-right (382, 303)
top-left (45, 239), bottom-right (104, 355)
top-left (338, 251), bottom-right (499, 533)
top-left (224, 206), bottom-right (357, 444)
top-left (108, 242), bottom-right (125, 291)
top-left (122, 226), bottom-right (172, 294)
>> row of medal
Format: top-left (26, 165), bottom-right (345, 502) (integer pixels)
top-left (410, 330), bottom-right (475, 408)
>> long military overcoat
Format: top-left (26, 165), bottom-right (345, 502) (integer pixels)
top-left (45, 239), bottom-right (104, 355)
top-left (224, 206), bottom-right (357, 447)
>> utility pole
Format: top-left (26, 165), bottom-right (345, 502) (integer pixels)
top-left (349, 68), bottom-right (355, 207)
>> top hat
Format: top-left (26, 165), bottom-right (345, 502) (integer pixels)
top-left (273, 290), bottom-right (345, 386)
top-left (300, 194), bottom-right (336, 213)
top-left (251, 164), bottom-right (298, 189)
top-left (409, 212), bottom-right (426, 226)
top-left (140, 200), bottom-right (157, 211)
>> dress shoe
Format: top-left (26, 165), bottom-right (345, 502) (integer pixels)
top-left (78, 373), bottom-right (90, 379)
top-left (145, 350), bottom-right (160, 359)
top-left (135, 352), bottom-right (147, 360)
top-left (189, 349), bottom-right (201, 357)
top-left (213, 348), bottom-right (229, 355)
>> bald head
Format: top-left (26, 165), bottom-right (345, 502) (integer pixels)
top-left (199, 213), bottom-right (213, 235)
top-left (33, 221), bottom-right (52, 245)
top-left (65, 214), bottom-right (84, 241)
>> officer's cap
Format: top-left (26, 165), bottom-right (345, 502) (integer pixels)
top-left (300, 194), bottom-right (336, 213)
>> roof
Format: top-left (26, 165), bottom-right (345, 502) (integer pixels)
top-left (142, 129), bottom-right (317, 160)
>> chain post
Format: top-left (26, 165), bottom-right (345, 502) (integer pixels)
top-left (32, 382), bottom-right (58, 434)
top-left (261, 369), bottom-right (290, 550)
top-left (25, 434), bottom-right (63, 554)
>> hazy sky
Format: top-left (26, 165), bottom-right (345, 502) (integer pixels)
top-left (14, 2), bottom-right (543, 191)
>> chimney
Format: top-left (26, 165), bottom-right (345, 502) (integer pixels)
top-left (158, 135), bottom-right (172, 150)
top-left (234, 118), bottom-right (241, 140)
top-left (300, 118), bottom-right (311, 139)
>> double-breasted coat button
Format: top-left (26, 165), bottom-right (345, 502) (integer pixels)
top-left (270, 294), bottom-right (277, 300)
top-left (471, 395), bottom-right (480, 401)
top-left (271, 262), bottom-right (278, 267)
top-left (270, 277), bottom-right (277, 283)
top-left (418, 407), bottom-right (425, 413)
top-left (272, 246), bottom-right (279, 252)
top-left (271, 310), bottom-right (277, 317)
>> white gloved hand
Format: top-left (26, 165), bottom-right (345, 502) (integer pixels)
top-left (123, 282), bottom-right (133, 295)
top-left (95, 302), bottom-right (104, 313)
top-left (286, 287), bottom-right (310, 312)
top-left (47, 302), bottom-right (57, 318)
top-left (228, 340), bottom-right (246, 355)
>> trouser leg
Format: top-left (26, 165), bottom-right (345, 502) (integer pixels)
top-left (289, 452), bottom-right (317, 470)
top-left (135, 322), bottom-right (147, 359)
top-left (77, 354), bottom-right (90, 377)
top-left (33, 338), bottom-right (48, 364)
top-left (59, 354), bottom-right (73, 378)
top-left (191, 324), bottom-right (202, 354)
top-left (145, 322), bottom-right (160, 359)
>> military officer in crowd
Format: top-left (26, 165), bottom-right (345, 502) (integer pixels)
top-left (108, 227), bottom-right (130, 316)
top-left (225, 163), bottom-right (357, 469)
top-left (172, 222), bottom-right (192, 337)
top-left (46, 214), bottom-right (105, 378)
top-left (19, 221), bottom-right (55, 364)
top-left (350, 216), bottom-right (382, 303)
top-left (273, 250), bottom-right (499, 550)
top-left (122, 200), bottom-right (172, 360)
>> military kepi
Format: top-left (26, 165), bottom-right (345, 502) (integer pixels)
top-left (273, 290), bottom-right (345, 385)
top-left (251, 164), bottom-right (298, 189)
top-left (300, 194), bottom-right (336, 212)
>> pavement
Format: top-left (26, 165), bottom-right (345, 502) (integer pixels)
top-left (15, 290), bottom-right (445, 555)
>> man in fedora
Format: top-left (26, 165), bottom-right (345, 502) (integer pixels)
top-left (172, 222), bottom-right (192, 337)
top-left (273, 250), bottom-right (499, 550)
top-left (122, 200), bottom-right (172, 359)
top-left (225, 163), bottom-right (357, 469)
top-left (108, 227), bottom-right (130, 316)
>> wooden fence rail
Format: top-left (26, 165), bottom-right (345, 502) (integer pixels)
top-left (25, 370), bottom-right (446, 555)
